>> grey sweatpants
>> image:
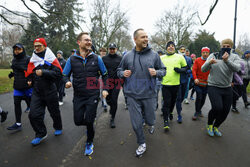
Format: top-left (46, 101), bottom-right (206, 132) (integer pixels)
top-left (127, 97), bottom-right (156, 144)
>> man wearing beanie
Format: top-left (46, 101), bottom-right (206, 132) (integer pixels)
top-left (192, 47), bottom-right (210, 120)
top-left (160, 41), bottom-right (187, 130)
top-left (26, 38), bottom-right (63, 145)
top-left (7, 43), bottom-right (32, 131)
top-left (56, 50), bottom-right (66, 105)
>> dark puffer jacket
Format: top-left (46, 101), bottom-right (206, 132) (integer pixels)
top-left (58, 57), bottom-right (66, 70)
top-left (10, 47), bottom-right (31, 90)
top-left (63, 51), bottom-right (108, 97)
top-left (29, 50), bottom-right (62, 97)
top-left (102, 53), bottom-right (122, 79)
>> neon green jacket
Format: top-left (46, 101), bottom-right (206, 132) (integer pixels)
top-left (160, 53), bottom-right (187, 85)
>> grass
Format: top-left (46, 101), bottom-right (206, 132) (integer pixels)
top-left (0, 69), bottom-right (14, 94)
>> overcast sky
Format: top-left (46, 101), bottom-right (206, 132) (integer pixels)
top-left (1, 0), bottom-right (250, 44)
top-left (117, 0), bottom-right (250, 43)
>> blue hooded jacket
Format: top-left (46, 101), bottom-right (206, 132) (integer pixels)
top-left (180, 55), bottom-right (192, 84)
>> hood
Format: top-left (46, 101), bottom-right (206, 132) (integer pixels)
top-left (242, 50), bottom-right (250, 59)
top-left (132, 44), bottom-right (152, 70)
top-left (13, 43), bottom-right (26, 59)
top-left (132, 44), bottom-right (151, 54)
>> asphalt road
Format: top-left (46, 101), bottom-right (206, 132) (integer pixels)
top-left (0, 88), bottom-right (250, 167)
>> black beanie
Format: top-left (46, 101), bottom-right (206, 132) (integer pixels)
top-left (166, 41), bottom-right (175, 49)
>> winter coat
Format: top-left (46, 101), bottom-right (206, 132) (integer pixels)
top-left (63, 51), bottom-right (108, 97)
top-left (10, 50), bottom-right (31, 90)
top-left (26, 48), bottom-right (62, 97)
top-left (102, 53), bottom-right (122, 79)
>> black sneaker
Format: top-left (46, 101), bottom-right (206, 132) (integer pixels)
top-left (125, 104), bottom-right (128, 110)
top-left (148, 126), bottom-right (155, 134)
top-left (110, 119), bottom-right (116, 128)
top-left (169, 113), bottom-right (173, 120)
top-left (104, 106), bottom-right (107, 112)
top-left (0, 111), bottom-right (8, 123)
top-left (231, 108), bottom-right (239, 113)
top-left (245, 102), bottom-right (250, 108)
top-left (7, 123), bottom-right (22, 131)
top-left (24, 107), bottom-right (30, 113)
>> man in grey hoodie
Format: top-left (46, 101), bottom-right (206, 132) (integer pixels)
top-left (117, 28), bottom-right (166, 157)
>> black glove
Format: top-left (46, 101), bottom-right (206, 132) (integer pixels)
top-left (8, 72), bottom-right (14, 79)
top-left (173, 67), bottom-right (183, 73)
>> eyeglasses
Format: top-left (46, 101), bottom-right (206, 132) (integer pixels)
top-left (34, 45), bottom-right (43, 48)
top-left (82, 39), bottom-right (92, 43)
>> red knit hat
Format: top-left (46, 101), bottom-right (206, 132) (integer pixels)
top-left (201, 47), bottom-right (210, 53)
top-left (33, 38), bottom-right (47, 47)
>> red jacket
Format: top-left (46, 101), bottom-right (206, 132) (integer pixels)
top-left (192, 57), bottom-right (210, 86)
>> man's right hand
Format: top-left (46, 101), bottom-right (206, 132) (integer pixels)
top-left (194, 79), bottom-right (199, 85)
top-left (65, 81), bottom-right (72, 88)
top-left (209, 58), bottom-right (217, 64)
top-left (123, 70), bottom-right (132, 78)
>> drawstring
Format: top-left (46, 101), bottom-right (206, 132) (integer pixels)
top-left (132, 50), bottom-right (143, 71)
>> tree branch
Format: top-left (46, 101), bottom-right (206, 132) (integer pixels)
top-left (0, 5), bottom-right (29, 18)
top-left (29, 0), bottom-right (61, 15)
top-left (20, 0), bottom-right (46, 23)
top-left (198, 0), bottom-right (219, 25)
top-left (0, 14), bottom-right (30, 32)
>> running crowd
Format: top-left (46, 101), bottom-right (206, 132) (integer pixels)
top-left (0, 29), bottom-right (249, 157)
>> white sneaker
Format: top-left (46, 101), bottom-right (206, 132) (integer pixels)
top-left (136, 143), bottom-right (146, 157)
top-left (184, 98), bottom-right (189, 104)
top-left (59, 101), bottom-right (64, 106)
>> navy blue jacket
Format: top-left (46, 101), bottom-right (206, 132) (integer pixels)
top-left (180, 55), bottom-right (192, 84)
top-left (63, 51), bottom-right (108, 97)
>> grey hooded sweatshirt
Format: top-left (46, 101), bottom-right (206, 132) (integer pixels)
top-left (117, 45), bottom-right (166, 99)
top-left (202, 52), bottom-right (241, 88)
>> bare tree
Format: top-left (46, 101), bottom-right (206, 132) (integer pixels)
top-left (87, 0), bottom-right (130, 51)
top-left (111, 29), bottom-right (133, 52)
top-left (236, 33), bottom-right (250, 55)
top-left (151, 5), bottom-right (197, 50)
top-left (0, 27), bottom-right (23, 63)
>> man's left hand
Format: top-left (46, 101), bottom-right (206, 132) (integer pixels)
top-left (148, 68), bottom-right (156, 76)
